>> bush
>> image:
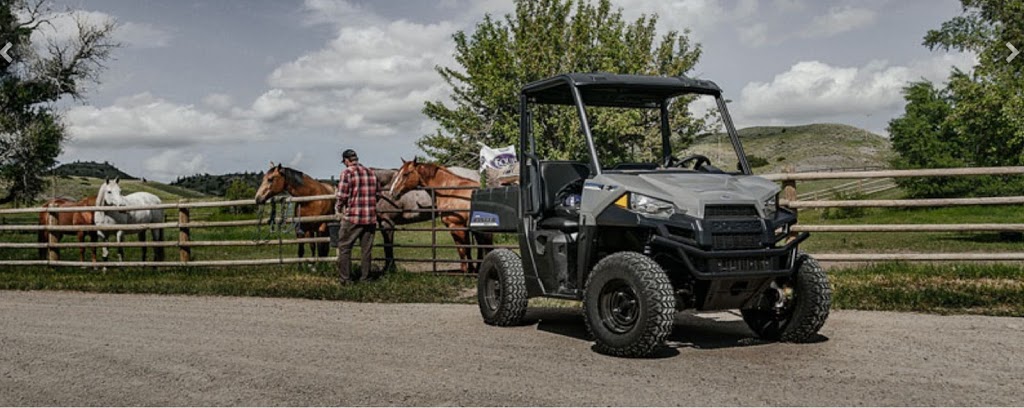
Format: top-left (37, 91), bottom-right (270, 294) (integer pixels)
top-left (821, 191), bottom-right (867, 219)
top-left (747, 154), bottom-right (770, 168)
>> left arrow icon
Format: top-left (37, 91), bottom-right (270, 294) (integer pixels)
top-left (1, 42), bottom-right (11, 63)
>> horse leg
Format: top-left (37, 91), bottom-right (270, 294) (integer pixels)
top-left (88, 231), bottom-right (98, 263)
top-left (449, 230), bottom-right (470, 274)
top-left (116, 230), bottom-right (125, 263)
top-left (98, 230), bottom-right (109, 262)
top-left (316, 223), bottom-right (329, 258)
top-left (37, 230), bottom-right (47, 260)
top-left (153, 228), bottom-right (164, 262)
top-left (138, 230), bottom-right (148, 262)
top-left (77, 231), bottom-right (85, 262)
top-left (474, 232), bottom-right (494, 273)
top-left (380, 220), bottom-right (396, 273)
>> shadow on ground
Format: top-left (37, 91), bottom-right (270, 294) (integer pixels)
top-left (522, 307), bottom-right (828, 356)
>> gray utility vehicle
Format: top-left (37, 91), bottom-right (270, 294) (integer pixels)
top-left (469, 73), bottom-right (830, 357)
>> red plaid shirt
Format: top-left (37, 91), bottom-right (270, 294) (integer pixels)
top-left (336, 163), bottom-right (379, 225)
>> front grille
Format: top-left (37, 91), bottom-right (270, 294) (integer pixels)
top-left (705, 205), bottom-right (758, 219)
top-left (711, 233), bottom-right (762, 250)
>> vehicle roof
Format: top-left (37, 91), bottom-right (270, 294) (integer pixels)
top-left (522, 73), bottom-right (722, 108)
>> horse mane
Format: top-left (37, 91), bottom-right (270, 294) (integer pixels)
top-left (415, 163), bottom-right (441, 180)
top-left (278, 166), bottom-right (306, 187)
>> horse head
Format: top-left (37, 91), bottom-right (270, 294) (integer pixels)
top-left (389, 157), bottom-right (435, 199)
top-left (255, 163), bottom-right (287, 204)
top-left (97, 178), bottom-right (127, 207)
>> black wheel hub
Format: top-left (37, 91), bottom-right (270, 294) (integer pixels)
top-left (483, 269), bottom-right (501, 312)
top-left (599, 279), bottom-right (639, 334)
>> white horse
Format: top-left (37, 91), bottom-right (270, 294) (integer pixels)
top-left (94, 179), bottom-right (165, 262)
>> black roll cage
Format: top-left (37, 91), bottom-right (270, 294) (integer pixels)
top-left (518, 73), bottom-right (753, 177)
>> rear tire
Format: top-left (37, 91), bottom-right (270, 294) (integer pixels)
top-left (741, 253), bottom-right (831, 342)
top-left (583, 252), bottom-right (675, 357)
top-left (477, 249), bottom-right (528, 326)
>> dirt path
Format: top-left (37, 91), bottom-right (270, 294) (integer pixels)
top-left (1, 291), bottom-right (1021, 406)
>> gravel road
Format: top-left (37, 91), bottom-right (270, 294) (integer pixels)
top-left (1, 290), bottom-right (1021, 406)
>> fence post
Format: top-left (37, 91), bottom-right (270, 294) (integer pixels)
top-left (47, 211), bottom-right (59, 263)
top-left (178, 201), bottom-right (191, 263)
top-left (782, 166), bottom-right (798, 242)
top-left (430, 188), bottom-right (437, 274)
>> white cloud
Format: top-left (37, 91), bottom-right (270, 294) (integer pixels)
top-left (288, 151), bottom-right (305, 167)
top-left (800, 6), bottom-right (877, 39)
top-left (202, 93), bottom-right (235, 111)
top-left (736, 53), bottom-right (976, 124)
top-left (65, 93), bottom-right (263, 148)
top-left (143, 150), bottom-right (208, 180)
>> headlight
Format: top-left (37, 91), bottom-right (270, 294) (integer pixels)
top-left (630, 193), bottom-right (676, 218)
top-left (763, 194), bottom-right (778, 219)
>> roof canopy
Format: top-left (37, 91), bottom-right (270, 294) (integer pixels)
top-left (522, 73), bottom-right (722, 108)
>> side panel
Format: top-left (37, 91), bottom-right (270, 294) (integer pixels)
top-left (468, 187), bottom-right (519, 232)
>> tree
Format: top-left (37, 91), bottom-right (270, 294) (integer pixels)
top-left (0, 0), bottom-right (117, 205)
top-left (223, 178), bottom-right (257, 214)
top-left (888, 0), bottom-right (1024, 197)
top-left (420, 0), bottom-right (705, 166)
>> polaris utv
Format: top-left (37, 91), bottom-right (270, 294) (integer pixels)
top-left (468, 73), bottom-right (830, 357)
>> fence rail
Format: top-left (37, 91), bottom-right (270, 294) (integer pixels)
top-left (2, 166), bottom-right (1023, 270)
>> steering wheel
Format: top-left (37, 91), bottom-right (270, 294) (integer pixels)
top-left (664, 154), bottom-right (711, 170)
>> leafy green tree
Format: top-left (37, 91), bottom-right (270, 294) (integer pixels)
top-left (420, 0), bottom-right (705, 166)
top-left (889, 0), bottom-right (1024, 197)
top-left (222, 178), bottom-right (257, 214)
top-left (0, 0), bottom-right (117, 205)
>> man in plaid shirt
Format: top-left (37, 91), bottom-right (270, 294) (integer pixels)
top-left (335, 149), bottom-right (379, 285)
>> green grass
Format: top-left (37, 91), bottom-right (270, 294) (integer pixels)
top-left (831, 263), bottom-right (1024, 316)
top-left (0, 265), bottom-right (475, 303)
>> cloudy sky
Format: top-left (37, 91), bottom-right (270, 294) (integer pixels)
top-left (44, 0), bottom-right (974, 182)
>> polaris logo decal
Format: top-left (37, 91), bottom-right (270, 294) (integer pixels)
top-left (470, 211), bottom-right (500, 227)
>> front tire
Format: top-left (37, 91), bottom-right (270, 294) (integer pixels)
top-left (583, 252), bottom-right (675, 357)
top-left (741, 253), bottom-right (831, 342)
top-left (477, 249), bottom-right (528, 326)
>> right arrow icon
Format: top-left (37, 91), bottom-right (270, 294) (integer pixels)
top-left (1, 42), bottom-right (11, 63)
top-left (1008, 42), bottom-right (1020, 62)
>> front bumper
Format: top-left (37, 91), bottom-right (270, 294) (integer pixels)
top-left (650, 232), bottom-right (808, 279)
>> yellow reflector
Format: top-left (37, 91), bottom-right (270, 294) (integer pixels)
top-left (614, 193), bottom-right (629, 208)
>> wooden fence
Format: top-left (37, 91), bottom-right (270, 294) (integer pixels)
top-left (0, 186), bottom-right (513, 271)
top-left (2, 166), bottom-right (1023, 270)
top-left (766, 166), bottom-right (1024, 262)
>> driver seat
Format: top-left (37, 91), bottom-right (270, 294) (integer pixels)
top-left (538, 161), bottom-right (589, 232)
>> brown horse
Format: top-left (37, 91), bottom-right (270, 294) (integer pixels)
top-left (37, 196), bottom-right (99, 262)
top-left (388, 158), bottom-right (492, 273)
top-left (255, 163), bottom-right (335, 258)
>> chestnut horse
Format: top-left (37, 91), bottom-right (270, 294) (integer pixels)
top-left (37, 196), bottom-right (99, 262)
top-left (255, 163), bottom-right (335, 258)
top-left (388, 158), bottom-right (493, 273)
top-left (371, 166), bottom-right (479, 273)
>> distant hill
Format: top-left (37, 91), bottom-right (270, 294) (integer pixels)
top-left (29, 176), bottom-right (207, 203)
top-left (171, 172), bottom-right (264, 197)
top-left (686, 123), bottom-right (893, 174)
top-left (54, 161), bottom-right (136, 180)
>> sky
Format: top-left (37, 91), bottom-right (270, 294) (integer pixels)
top-left (37, 0), bottom-right (976, 182)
